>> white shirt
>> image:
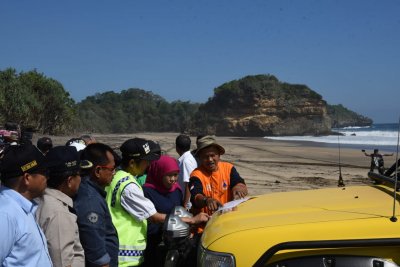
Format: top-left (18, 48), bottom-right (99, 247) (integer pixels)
top-left (177, 151), bottom-right (197, 197)
top-left (120, 182), bottom-right (157, 222)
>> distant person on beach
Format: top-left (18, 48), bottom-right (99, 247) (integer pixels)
top-left (189, 135), bottom-right (248, 221)
top-left (363, 149), bottom-right (393, 174)
top-left (74, 143), bottom-right (119, 267)
top-left (37, 136), bottom-right (53, 155)
top-left (175, 134), bottom-right (197, 209)
top-left (36, 146), bottom-right (90, 267)
top-left (66, 138), bottom-right (86, 152)
top-left (0, 144), bottom-right (52, 266)
top-left (80, 134), bottom-right (96, 145)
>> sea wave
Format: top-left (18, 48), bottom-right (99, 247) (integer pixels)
top-left (337, 126), bottom-right (371, 130)
top-left (265, 132), bottom-right (398, 146)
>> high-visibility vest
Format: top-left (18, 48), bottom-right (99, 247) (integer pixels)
top-left (191, 161), bottom-right (234, 215)
top-left (106, 170), bottom-right (147, 266)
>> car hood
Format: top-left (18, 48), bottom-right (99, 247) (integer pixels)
top-left (202, 185), bottom-right (399, 247)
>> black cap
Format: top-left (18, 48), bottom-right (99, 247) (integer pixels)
top-left (148, 140), bottom-right (162, 156)
top-left (0, 144), bottom-right (46, 180)
top-left (45, 146), bottom-right (93, 174)
top-left (37, 137), bottom-right (53, 152)
top-left (120, 138), bottom-right (160, 161)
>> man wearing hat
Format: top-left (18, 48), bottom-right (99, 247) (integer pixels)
top-left (74, 143), bottom-right (119, 267)
top-left (189, 135), bottom-right (248, 217)
top-left (105, 138), bottom-right (162, 266)
top-left (36, 146), bottom-right (91, 267)
top-left (0, 144), bottom-right (53, 266)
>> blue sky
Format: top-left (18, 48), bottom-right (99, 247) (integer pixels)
top-left (1, 1), bottom-right (399, 123)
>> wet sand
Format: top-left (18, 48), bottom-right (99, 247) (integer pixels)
top-left (38, 132), bottom-right (397, 196)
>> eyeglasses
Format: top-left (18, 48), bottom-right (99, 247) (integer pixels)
top-left (98, 165), bottom-right (116, 172)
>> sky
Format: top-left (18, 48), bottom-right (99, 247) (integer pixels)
top-left (1, 1), bottom-right (399, 123)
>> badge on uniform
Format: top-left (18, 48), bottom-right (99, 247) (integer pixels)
top-left (87, 212), bottom-right (99, 224)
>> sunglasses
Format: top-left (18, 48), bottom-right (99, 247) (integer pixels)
top-left (97, 165), bottom-right (116, 172)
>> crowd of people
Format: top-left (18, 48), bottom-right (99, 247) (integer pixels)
top-left (0, 133), bottom-right (248, 267)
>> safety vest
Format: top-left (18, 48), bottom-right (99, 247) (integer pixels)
top-left (106, 170), bottom-right (147, 267)
top-left (191, 161), bottom-right (234, 215)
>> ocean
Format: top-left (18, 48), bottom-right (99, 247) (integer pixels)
top-left (265, 123), bottom-right (400, 152)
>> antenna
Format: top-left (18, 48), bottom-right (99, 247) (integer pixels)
top-left (390, 116), bottom-right (400, 222)
top-left (337, 115), bottom-right (345, 187)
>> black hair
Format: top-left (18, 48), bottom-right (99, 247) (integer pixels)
top-left (37, 143), bottom-right (53, 153)
top-left (81, 143), bottom-right (114, 168)
top-left (176, 134), bottom-right (191, 152)
top-left (120, 157), bottom-right (142, 169)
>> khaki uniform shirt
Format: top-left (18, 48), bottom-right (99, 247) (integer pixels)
top-left (36, 188), bottom-right (85, 267)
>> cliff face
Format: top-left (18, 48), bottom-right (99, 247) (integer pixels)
top-left (195, 75), bottom-right (332, 136)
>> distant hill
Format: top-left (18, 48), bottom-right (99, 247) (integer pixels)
top-left (327, 104), bottom-right (373, 128)
top-left (77, 89), bottom-right (199, 133)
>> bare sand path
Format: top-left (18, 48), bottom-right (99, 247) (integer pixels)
top-left (38, 132), bottom-right (397, 196)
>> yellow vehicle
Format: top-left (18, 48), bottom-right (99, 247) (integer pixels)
top-left (198, 172), bottom-right (400, 267)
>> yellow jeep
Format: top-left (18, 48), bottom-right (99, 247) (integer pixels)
top-left (198, 172), bottom-right (400, 267)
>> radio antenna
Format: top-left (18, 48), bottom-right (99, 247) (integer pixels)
top-left (337, 115), bottom-right (345, 187)
top-left (390, 116), bottom-right (400, 222)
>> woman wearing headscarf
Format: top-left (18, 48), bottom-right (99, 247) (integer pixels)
top-left (143, 155), bottom-right (208, 266)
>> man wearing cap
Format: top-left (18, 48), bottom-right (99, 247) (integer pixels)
top-left (105, 138), bottom-right (161, 266)
top-left (189, 135), bottom-right (248, 217)
top-left (0, 144), bottom-right (53, 266)
top-left (37, 137), bottom-right (53, 155)
top-left (36, 146), bottom-right (90, 267)
top-left (74, 143), bottom-right (119, 267)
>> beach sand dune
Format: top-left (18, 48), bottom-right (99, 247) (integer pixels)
top-left (41, 132), bottom-right (396, 196)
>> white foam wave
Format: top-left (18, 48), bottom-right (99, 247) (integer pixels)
top-left (338, 126), bottom-right (371, 130)
top-left (265, 131), bottom-right (398, 146)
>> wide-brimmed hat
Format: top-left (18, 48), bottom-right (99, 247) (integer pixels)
top-left (195, 135), bottom-right (225, 156)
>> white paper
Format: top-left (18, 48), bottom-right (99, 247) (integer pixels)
top-left (217, 197), bottom-right (250, 213)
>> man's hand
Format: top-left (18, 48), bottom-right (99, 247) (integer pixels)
top-left (232, 183), bottom-right (248, 200)
top-left (205, 197), bottom-right (223, 211)
top-left (192, 212), bottom-right (210, 224)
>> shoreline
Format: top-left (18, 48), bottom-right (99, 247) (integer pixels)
top-left (34, 132), bottom-right (398, 196)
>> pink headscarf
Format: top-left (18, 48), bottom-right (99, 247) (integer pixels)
top-left (144, 155), bottom-right (181, 194)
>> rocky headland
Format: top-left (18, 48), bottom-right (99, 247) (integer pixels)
top-left (193, 75), bottom-right (371, 136)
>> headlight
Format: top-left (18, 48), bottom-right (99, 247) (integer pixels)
top-left (198, 245), bottom-right (235, 267)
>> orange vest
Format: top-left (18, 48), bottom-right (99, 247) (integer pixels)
top-left (191, 161), bottom-right (233, 216)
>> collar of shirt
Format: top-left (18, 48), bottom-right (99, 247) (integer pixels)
top-left (178, 150), bottom-right (193, 163)
top-left (83, 176), bottom-right (107, 198)
top-left (0, 186), bottom-right (37, 214)
top-left (43, 187), bottom-right (73, 208)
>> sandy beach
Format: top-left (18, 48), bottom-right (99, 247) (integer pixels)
top-left (39, 132), bottom-right (397, 196)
